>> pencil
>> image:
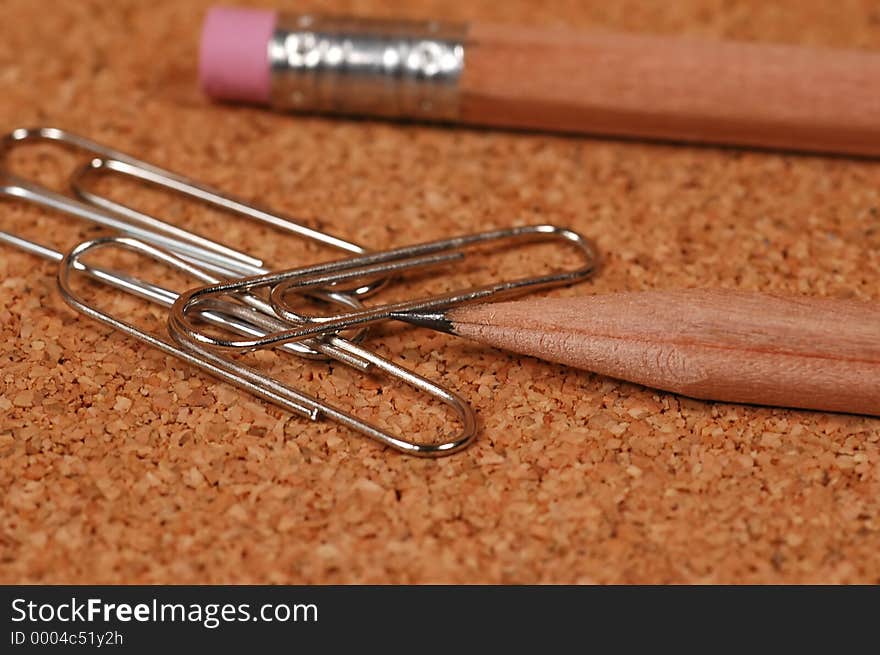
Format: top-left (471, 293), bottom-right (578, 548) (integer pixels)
top-left (400, 289), bottom-right (880, 415)
top-left (200, 7), bottom-right (880, 156)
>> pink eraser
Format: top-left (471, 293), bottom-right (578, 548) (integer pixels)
top-left (199, 6), bottom-right (276, 104)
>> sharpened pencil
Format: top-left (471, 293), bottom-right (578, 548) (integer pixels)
top-left (399, 289), bottom-right (880, 416)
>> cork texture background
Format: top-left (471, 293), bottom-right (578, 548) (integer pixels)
top-left (1, 0), bottom-right (879, 583)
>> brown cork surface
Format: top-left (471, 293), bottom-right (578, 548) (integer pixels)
top-left (1, 0), bottom-right (880, 584)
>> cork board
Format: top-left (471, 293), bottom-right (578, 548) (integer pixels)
top-left (1, 0), bottom-right (879, 584)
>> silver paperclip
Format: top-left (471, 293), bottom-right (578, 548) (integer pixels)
top-left (56, 236), bottom-right (477, 456)
top-left (0, 223), bottom-right (477, 455)
top-left (1, 126), bottom-right (387, 294)
top-left (0, 126), bottom-right (394, 363)
top-left (169, 224), bottom-right (598, 351)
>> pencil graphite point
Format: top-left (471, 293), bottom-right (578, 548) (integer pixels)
top-left (392, 311), bottom-right (458, 335)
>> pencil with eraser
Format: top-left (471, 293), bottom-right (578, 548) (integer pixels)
top-left (199, 6), bottom-right (880, 156)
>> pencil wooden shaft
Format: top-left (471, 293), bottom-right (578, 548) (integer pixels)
top-left (460, 24), bottom-right (880, 156)
top-left (446, 290), bottom-right (880, 415)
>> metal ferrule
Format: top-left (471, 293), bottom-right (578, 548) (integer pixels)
top-left (268, 14), bottom-right (466, 120)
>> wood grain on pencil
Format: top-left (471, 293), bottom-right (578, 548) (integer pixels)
top-left (461, 24), bottom-right (880, 156)
top-left (445, 290), bottom-right (880, 415)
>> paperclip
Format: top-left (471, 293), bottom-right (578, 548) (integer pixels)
top-left (0, 126), bottom-right (389, 362)
top-left (1, 126), bottom-right (387, 295)
top-left (0, 221), bottom-right (474, 453)
top-left (169, 224), bottom-right (598, 351)
top-left (56, 236), bottom-right (477, 456)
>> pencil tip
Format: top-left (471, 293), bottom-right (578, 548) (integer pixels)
top-left (392, 310), bottom-right (457, 334)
